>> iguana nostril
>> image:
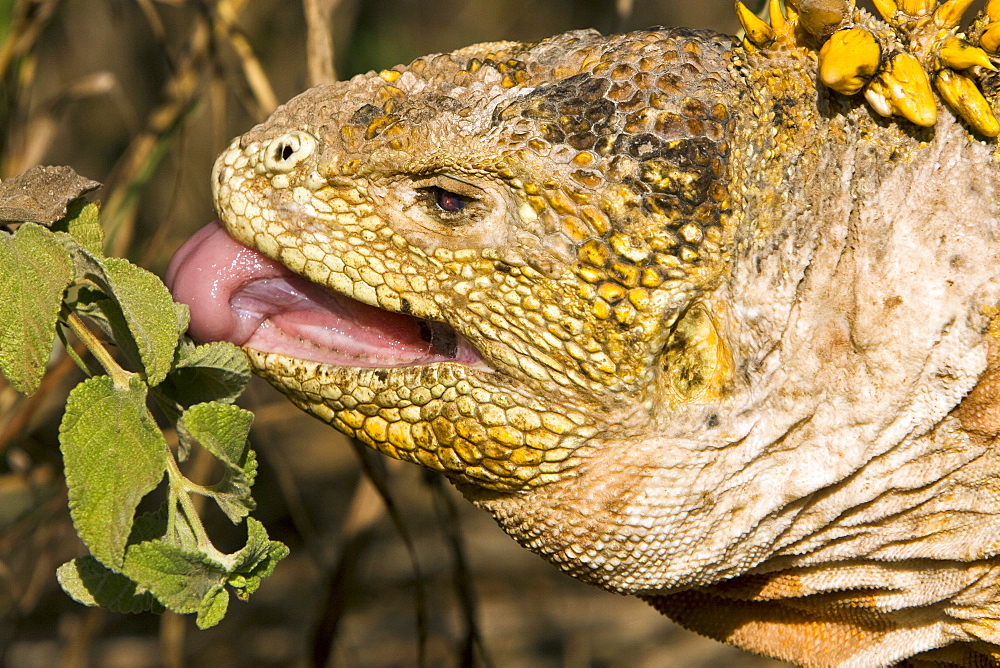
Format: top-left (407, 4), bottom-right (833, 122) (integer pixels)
top-left (263, 131), bottom-right (316, 173)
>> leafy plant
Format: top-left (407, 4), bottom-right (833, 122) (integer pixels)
top-left (0, 192), bottom-right (286, 629)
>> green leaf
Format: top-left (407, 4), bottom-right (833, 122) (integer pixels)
top-left (56, 556), bottom-right (163, 615)
top-left (179, 402), bottom-right (253, 470)
top-left (158, 341), bottom-right (251, 411)
top-left (55, 233), bottom-right (105, 282)
top-left (166, 502), bottom-right (201, 552)
top-left (196, 584), bottom-right (230, 629)
top-left (66, 287), bottom-right (116, 338)
top-left (60, 375), bottom-right (168, 569)
top-left (52, 200), bottom-right (104, 256)
top-left (174, 302), bottom-right (191, 341)
top-left (228, 518), bottom-right (289, 599)
top-left (55, 238), bottom-right (181, 386)
top-left (122, 539), bottom-right (228, 616)
top-left (101, 258), bottom-right (179, 386)
top-left (0, 223), bottom-right (74, 394)
top-left (177, 402), bottom-right (256, 522)
top-left (129, 506), bottom-right (169, 543)
top-left (105, 519), bottom-right (286, 628)
top-left (229, 517), bottom-right (273, 573)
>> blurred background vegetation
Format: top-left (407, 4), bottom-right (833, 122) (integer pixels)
top-left (0, 1), bottom-right (794, 666)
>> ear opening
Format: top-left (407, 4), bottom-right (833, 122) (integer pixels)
top-left (659, 303), bottom-right (733, 403)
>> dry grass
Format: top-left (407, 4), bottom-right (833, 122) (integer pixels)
top-left (0, 1), bottom-right (789, 666)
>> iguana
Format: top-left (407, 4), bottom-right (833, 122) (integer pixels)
top-left (166, 0), bottom-right (1000, 664)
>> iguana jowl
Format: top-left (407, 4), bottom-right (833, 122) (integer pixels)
top-left (167, 1), bottom-right (1000, 664)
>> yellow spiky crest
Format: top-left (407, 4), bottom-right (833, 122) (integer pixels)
top-left (938, 37), bottom-right (997, 70)
top-left (769, 0), bottom-right (788, 32)
top-left (873, 0), bottom-right (898, 22)
top-left (868, 52), bottom-right (939, 126)
top-left (796, 0), bottom-right (853, 39)
top-left (899, 0), bottom-right (935, 16)
top-left (988, 0), bottom-right (1000, 21)
top-left (819, 28), bottom-right (882, 95)
top-left (934, 68), bottom-right (1000, 135)
top-left (933, 0), bottom-right (976, 28)
top-left (981, 21), bottom-right (1000, 53)
top-left (732, 0), bottom-right (1000, 137)
top-left (735, 1), bottom-right (776, 47)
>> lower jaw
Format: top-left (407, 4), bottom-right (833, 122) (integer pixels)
top-left (242, 347), bottom-right (491, 392)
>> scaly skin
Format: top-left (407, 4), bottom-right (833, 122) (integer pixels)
top-left (185, 1), bottom-right (1000, 665)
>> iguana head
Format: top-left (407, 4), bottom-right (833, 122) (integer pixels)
top-left (169, 27), bottom-right (743, 493)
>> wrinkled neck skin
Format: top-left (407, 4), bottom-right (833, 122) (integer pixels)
top-left (462, 42), bottom-right (1000, 596)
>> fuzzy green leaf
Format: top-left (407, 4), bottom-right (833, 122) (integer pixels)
top-left (228, 518), bottom-right (289, 599)
top-left (129, 506), bottom-right (169, 543)
top-left (56, 234), bottom-right (105, 282)
top-left (0, 223), bottom-right (74, 394)
top-left (179, 402), bottom-right (254, 470)
top-left (67, 287), bottom-right (116, 338)
top-left (174, 302), bottom-right (191, 340)
top-left (122, 539), bottom-right (228, 616)
top-left (55, 239), bottom-right (181, 386)
top-left (119, 519), bottom-right (287, 625)
top-left (52, 200), bottom-right (104, 255)
top-left (239, 539), bottom-right (288, 598)
top-left (60, 375), bottom-right (168, 569)
top-left (56, 556), bottom-right (163, 614)
top-left (177, 402), bottom-right (256, 522)
top-left (100, 258), bottom-right (179, 386)
top-left (231, 518), bottom-right (275, 575)
top-left (158, 341), bottom-right (251, 412)
top-left (196, 585), bottom-right (230, 629)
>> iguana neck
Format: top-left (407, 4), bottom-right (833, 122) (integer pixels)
top-left (466, 42), bottom-right (1000, 596)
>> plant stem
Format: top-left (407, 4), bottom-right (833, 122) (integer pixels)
top-left (62, 309), bottom-right (133, 388)
top-left (164, 452), bottom-right (229, 565)
top-left (56, 324), bottom-right (95, 377)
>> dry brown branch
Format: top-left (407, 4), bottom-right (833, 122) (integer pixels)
top-left (4, 72), bottom-right (119, 178)
top-left (0, 0), bottom-right (61, 82)
top-left (160, 611), bottom-right (186, 668)
top-left (58, 608), bottom-right (106, 668)
top-left (304, 0), bottom-right (339, 86)
top-left (102, 10), bottom-right (211, 257)
top-left (213, 0), bottom-right (279, 115)
top-left (428, 476), bottom-right (493, 668)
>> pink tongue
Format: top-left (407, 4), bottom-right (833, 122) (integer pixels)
top-left (167, 222), bottom-right (462, 367)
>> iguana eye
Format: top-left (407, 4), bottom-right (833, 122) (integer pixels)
top-left (412, 174), bottom-right (485, 223)
top-left (431, 186), bottom-right (472, 213)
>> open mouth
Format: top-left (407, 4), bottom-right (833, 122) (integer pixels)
top-left (166, 221), bottom-right (485, 368)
